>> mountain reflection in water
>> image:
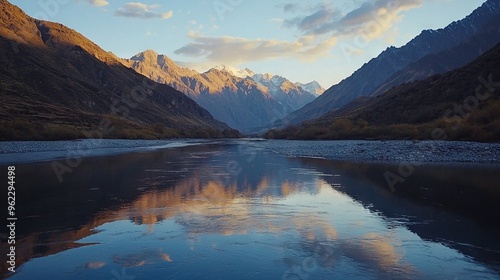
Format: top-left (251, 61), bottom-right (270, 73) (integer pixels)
top-left (2, 140), bottom-right (499, 279)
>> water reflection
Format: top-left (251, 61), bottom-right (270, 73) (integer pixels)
top-left (2, 141), bottom-right (499, 279)
top-left (295, 157), bottom-right (500, 271)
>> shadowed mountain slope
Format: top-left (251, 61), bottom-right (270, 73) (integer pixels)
top-left (266, 43), bottom-right (500, 142)
top-left (122, 52), bottom-right (318, 132)
top-left (0, 0), bottom-right (238, 140)
top-left (282, 0), bottom-right (500, 126)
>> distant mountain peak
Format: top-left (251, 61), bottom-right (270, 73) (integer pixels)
top-left (130, 50), bottom-right (161, 64)
top-left (263, 73), bottom-right (274, 80)
top-left (142, 49), bottom-right (158, 56)
top-left (213, 65), bottom-right (255, 78)
top-left (0, 0), bottom-right (231, 139)
top-left (295, 81), bottom-right (326, 96)
top-left (205, 67), bottom-right (227, 75)
top-left (213, 64), bottom-right (229, 72)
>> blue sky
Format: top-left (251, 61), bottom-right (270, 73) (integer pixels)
top-left (9, 0), bottom-right (486, 88)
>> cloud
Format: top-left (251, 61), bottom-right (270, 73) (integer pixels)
top-left (115, 2), bottom-right (173, 19)
top-left (285, 0), bottom-right (422, 40)
top-left (174, 0), bottom-right (422, 66)
top-left (269, 18), bottom-right (284, 24)
top-left (84, 0), bottom-right (109, 6)
top-left (174, 33), bottom-right (337, 65)
top-left (283, 3), bottom-right (299, 13)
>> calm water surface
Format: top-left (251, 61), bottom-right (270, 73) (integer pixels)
top-left (1, 140), bottom-right (499, 279)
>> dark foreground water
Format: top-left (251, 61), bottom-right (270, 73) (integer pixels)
top-left (1, 139), bottom-right (499, 279)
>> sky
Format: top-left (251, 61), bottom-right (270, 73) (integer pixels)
top-left (9, 0), bottom-right (487, 88)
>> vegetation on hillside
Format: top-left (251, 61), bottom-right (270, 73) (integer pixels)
top-left (0, 119), bottom-right (241, 141)
top-left (266, 43), bottom-right (500, 142)
top-left (265, 103), bottom-right (500, 142)
top-left (0, 1), bottom-right (240, 141)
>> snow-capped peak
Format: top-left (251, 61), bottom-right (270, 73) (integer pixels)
top-left (252, 73), bottom-right (285, 86)
top-left (270, 75), bottom-right (286, 86)
top-left (295, 81), bottom-right (326, 96)
top-left (213, 64), bottom-right (255, 78)
top-left (262, 73), bottom-right (274, 80)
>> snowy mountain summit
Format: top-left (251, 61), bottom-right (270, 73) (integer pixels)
top-left (214, 65), bottom-right (255, 78)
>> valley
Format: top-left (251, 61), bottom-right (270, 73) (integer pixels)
top-left (1, 1), bottom-right (500, 279)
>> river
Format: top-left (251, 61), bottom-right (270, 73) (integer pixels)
top-left (1, 139), bottom-right (499, 279)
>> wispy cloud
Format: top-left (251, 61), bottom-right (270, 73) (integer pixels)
top-left (115, 2), bottom-right (173, 19)
top-left (174, 0), bottom-right (422, 65)
top-left (283, 3), bottom-right (299, 13)
top-left (83, 0), bottom-right (109, 6)
top-left (174, 32), bottom-right (337, 65)
top-left (285, 0), bottom-right (422, 40)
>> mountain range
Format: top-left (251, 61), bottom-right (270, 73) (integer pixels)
top-left (212, 65), bottom-right (325, 96)
top-left (265, 42), bottom-right (500, 142)
top-left (0, 0), bottom-right (240, 140)
top-left (282, 0), bottom-right (500, 127)
top-left (121, 53), bottom-right (322, 132)
top-left (2, 0), bottom-right (499, 141)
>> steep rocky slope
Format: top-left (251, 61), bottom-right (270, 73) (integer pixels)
top-left (283, 0), bottom-right (500, 126)
top-left (266, 43), bottom-right (500, 142)
top-left (0, 0), bottom-right (237, 140)
top-left (122, 52), bottom-right (318, 132)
